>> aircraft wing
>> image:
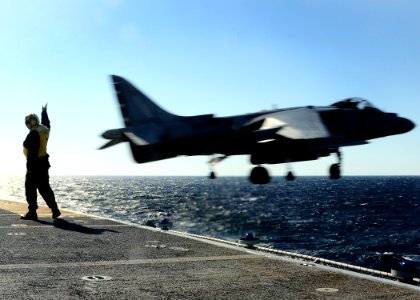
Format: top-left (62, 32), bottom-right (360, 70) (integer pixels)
top-left (246, 107), bottom-right (331, 141)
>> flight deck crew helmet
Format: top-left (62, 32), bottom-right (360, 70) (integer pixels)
top-left (25, 113), bottom-right (40, 128)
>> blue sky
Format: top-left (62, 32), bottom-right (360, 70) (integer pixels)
top-left (0, 0), bottom-right (418, 177)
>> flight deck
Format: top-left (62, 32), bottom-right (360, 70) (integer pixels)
top-left (0, 199), bottom-right (419, 299)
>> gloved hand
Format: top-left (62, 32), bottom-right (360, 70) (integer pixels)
top-left (41, 103), bottom-right (48, 115)
top-left (41, 103), bottom-right (51, 129)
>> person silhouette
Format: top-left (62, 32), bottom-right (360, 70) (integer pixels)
top-left (21, 105), bottom-right (60, 220)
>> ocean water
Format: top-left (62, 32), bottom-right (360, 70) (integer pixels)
top-left (0, 176), bottom-right (419, 270)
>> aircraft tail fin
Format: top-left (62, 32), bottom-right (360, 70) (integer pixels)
top-left (111, 75), bottom-right (179, 126)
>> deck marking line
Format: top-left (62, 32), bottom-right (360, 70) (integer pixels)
top-left (0, 254), bottom-right (257, 270)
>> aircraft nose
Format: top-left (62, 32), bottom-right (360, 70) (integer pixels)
top-left (398, 117), bottom-right (415, 134)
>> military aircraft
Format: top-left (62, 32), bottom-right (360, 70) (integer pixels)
top-left (100, 75), bottom-right (415, 184)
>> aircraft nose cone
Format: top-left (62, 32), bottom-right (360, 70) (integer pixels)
top-left (399, 117), bottom-right (415, 133)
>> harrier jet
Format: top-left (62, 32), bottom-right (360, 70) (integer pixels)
top-left (100, 75), bottom-right (415, 184)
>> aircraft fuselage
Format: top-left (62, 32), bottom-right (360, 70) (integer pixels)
top-left (100, 76), bottom-right (415, 183)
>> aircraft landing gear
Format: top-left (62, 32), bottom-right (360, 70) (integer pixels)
top-left (329, 164), bottom-right (341, 180)
top-left (208, 155), bottom-right (228, 180)
top-left (285, 162), bottom-right (295, 181)
top-left (250, 166), bottom-right (271, 184)
top-left (329, 150), bottom-right (342, 180)
top-left (209, 170), bottom-right (216, 179)
top-left (286, 171), bottom-right (295, 181)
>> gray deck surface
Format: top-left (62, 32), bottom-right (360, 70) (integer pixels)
top-left (0, 199), bottom-right (419, 299)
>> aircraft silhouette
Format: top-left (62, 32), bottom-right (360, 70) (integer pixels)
top-left (100, 75), bottom-right (415, 184)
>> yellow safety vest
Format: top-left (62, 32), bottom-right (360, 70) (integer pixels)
top-left (23, 124), bottom-right (49, 158)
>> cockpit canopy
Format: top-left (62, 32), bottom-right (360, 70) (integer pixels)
top-left (331, 98), bottom-right (380, 111)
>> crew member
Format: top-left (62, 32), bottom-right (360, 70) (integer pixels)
top-left (21, 105), bottom-right (60, 220)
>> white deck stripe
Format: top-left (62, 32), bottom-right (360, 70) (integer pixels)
top-left (0, 254), bottom-right (257, 270)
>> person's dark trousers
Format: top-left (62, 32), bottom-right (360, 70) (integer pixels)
top-left (25, 163), bottom-right (58, 213)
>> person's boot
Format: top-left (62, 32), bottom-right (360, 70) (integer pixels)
top-left (52, 209), bottom-right (61, 219)
top-left (20, 211), bottom-right (38, 220)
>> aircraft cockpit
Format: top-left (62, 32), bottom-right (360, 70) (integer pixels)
top-left (331, 98), bottom-right (380, 111)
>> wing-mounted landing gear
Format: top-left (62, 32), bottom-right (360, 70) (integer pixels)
top-left (250, 166), bottom-right (271, 184)
top-left (286, 171), bottom-right (295, 181)
top-left (329, 150), bottom-right (342, 180)
top-left (285, 162), bottom-right (295, 181)
top-left (209, 170), bottom-right (216, 179)
top-left (208, 155), bottom-right (228, 179)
